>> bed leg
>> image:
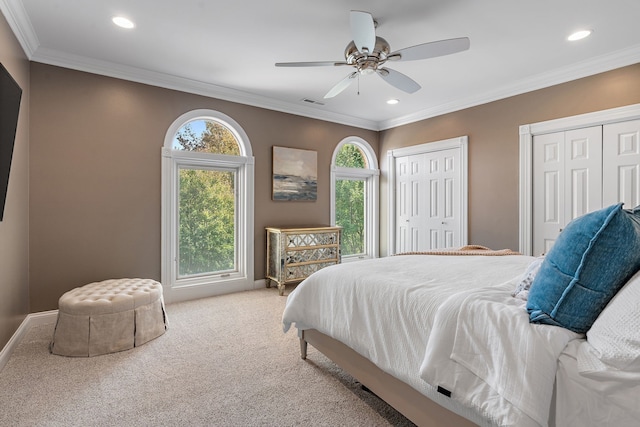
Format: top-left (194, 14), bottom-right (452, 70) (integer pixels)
top-left (298, 330), bottom-right (308, 359)
top-left (299, 337), bottom-right (308, 360)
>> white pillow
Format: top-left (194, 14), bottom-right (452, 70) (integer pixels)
top-left (511, 256), bottom-right (544, 300)
top-left (577, 269), bottom-right (640, 375)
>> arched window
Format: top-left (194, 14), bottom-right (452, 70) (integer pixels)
top-left (172, 119), bottom-right (240, 155)
top-left (331, 137), bottom-right (379, 261)
top-left (162, 110), bottom-right (254, 302)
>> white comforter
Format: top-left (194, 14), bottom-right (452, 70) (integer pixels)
top-left (420, 280), bottom-right (580, 426)
top-left (282, 255), bottom-right (581, 427)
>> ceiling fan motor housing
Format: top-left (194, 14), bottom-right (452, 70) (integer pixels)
top-left (345, 36), bottom-right (390, 74)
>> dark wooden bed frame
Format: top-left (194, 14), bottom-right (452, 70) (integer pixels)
top-left (300, 329), bottom-right (478, 427)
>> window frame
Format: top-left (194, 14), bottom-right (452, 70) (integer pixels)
top-left (162, 109), bottom-right (255, 302)
top-left (330, 137), bottom-right (379, 261)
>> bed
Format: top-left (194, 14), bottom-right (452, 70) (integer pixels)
top-left (282, 204), bottom-right (640, 426)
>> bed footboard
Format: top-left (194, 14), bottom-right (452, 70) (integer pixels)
top-left (299, 329), bottom-right (478, 427)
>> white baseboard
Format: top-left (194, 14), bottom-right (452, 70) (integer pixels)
top-left (0, 310), bottom-right (58, 373)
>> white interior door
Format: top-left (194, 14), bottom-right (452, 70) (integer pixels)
top-left (533, 132), bottom-right (565, 256)
top-left (564, 126), bottom-right (603, 222)
top-left (603, 119), bottom-right (640, 208)
top-left (519, 103), bottom-right (640, 256)
top-left (395, 147), bottom-right (462, 252)
top-left (425, 149), bottom-right (461, 249)
top-left (395, 155), bottom-right (413, 252)
top-left (533, 126), bottom-right (602, 255)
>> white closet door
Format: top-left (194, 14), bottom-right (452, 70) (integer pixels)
top-left (603, 119), bottom-right (640, 208)
top-left (395, 148), bottom-right (462, 252)
top-left (564, 126), bottom-right (603, 222)
top-left (395, 155), bottom-right (412, 252)
top-left (424, 149), bottom-right (461, 249)
top-left (396, 153), bottom-right (431, 252)
top-left (533, 132), bottom-right (565, 256)
top-left (532, 126), bottom-right (602, 255)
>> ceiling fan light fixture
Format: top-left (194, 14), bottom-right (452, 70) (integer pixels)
top-left (112, 16), bottom-right (135, 29)
top-left (568, 29), bottom-right (592, 41)
top-left (387, 99), bottom-right (399, 105)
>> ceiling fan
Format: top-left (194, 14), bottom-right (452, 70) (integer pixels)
top-left (275, 10), bottom-right (470, 99)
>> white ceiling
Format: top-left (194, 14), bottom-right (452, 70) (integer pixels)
top-left (2, 0), bottom-right (640, 130)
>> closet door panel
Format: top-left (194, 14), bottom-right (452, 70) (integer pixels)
top-left (533, 126), bottom-right (601, 256)
top-left (533, 132), bottom-right (565, 256)
top-left (603, 119), bottom-right (640, 208)
top-left (396, 156), bottom-right (411, 252)
top-left (564, 127), bottom-right (603, 222)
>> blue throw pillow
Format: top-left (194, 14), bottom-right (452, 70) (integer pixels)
top-left (527, 203), bottom-right (640, 333)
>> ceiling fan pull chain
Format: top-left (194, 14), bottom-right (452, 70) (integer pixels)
top-left (357, 73), bottom-right (360, 95)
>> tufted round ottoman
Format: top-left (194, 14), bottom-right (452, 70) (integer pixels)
top-left (50, 278), bottom-right (168, 357)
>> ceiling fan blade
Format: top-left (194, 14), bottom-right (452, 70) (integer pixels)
top-left (350, 10), bottom-right (376, 53)
top-left (377, 67), bottom-right (421, 94)
top-left (389, 37), bottom-right (470, 61)
top-left (324, 72), bottom-right (358, 98)
top-left (275, 61), bottom-right (349, 67)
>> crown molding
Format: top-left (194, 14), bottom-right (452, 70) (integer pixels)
top-left (0, 0), bottom-right (39, 57)
top-left (30, 47), bottom-right (380, 131)
top-left (3, 0), bottom-right (639, 132)
top-left (378, 44), bottom-right (640, 130)
top-left (0, 0), bottom-right (377, 130)
top-left (35, 42), bottom-right (640, 133)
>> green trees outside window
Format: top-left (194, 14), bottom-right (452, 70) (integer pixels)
top-left (174, 120), bottom-right (240, 155)
top-left (178, 168), bottom-right (235, 275)
top-left (335, 144), bottom-right (367, 256)
top-left (174, 120), bottom-right (239, 277)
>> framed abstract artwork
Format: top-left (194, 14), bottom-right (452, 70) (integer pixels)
top-left (272, 146), bottom-right (317, 201)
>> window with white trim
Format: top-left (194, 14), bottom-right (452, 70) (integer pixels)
top-left (330, 137), bottom-right (379, 261)
top-left (162, 110), bottom-right (254, 302)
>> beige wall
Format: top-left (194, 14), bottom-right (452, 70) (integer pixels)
top-left (23, 57), bottom-right (640, 314)
top-left (0, 14), bottom-right (30, 348)
top-left (379, 63), bottom-right (640, 255)
top-left (29, 63), bottom-right (378, 312)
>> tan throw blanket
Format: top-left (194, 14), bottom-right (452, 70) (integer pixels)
top-left (396, 244), bottom-right (521, 256)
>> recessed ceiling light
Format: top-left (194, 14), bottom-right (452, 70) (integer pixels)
top-left (568, 30), bottom-right (592, 41)
top-left (387, 99), bottom-right (399, 105)
top-left (112, 16), bottom-right (135, 29)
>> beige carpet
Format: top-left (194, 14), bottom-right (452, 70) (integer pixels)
top-left (0, 288), bottom-right (414, 426)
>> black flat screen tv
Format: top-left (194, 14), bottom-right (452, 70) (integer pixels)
top-left (0, 62), bottom-right (22, 221)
